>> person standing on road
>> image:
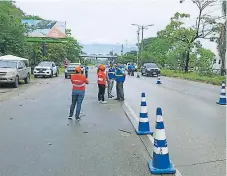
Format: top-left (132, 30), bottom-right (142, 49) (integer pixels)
top-left (97, 64), bottom-right (108, 104)
top-left (115, 64), bottom-right (126, 101)
top-left (85, 65), bottom-right (89, 78)
top-left (69, 66), bottom-right (88, 120)
top-left (107, 62), bottom-right (115, 98)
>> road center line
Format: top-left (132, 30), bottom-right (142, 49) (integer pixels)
top-left (123, 101), bottom-right (183, 176)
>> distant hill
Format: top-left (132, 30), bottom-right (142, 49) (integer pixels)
top-left (81, 43), bottom-right (137, 55)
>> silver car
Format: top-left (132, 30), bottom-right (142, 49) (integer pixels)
top-left (0, 60), bottom-right (30, 88)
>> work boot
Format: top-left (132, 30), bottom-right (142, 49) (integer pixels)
top-left (68, 115), bottom-right (72, 120)
top-left (75, 115), bottom-right (81, 121)
top-left (120, 98), bottom-right (125, 101)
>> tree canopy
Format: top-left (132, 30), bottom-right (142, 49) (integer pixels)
top-left (121, 1), bottom-right (224, 75)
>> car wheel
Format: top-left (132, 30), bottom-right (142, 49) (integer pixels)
top-left (56, 71), bottom-right (58, 77)
top-left (13, 76), bottom-right (19, 88)
top-left (24, 73), bottom-right (30, 84)
top-left (50, 71), bottom-right (53, 78)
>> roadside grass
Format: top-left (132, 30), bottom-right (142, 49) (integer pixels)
top-left (59, 67), bottom-right (65, 74)
top-left (161, 69), bottom-right (226, 86)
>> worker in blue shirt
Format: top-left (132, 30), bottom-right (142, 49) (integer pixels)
top-left (131, 63), bottom-right (135, 76)
top-left (107, 62), bottom-right (115, 98)
top-left (115, 63), bottom-right (126, 101)
top-left (85, 65), bottom-right (89, 78)
top-left (128, 64), bottom-right (132, 75)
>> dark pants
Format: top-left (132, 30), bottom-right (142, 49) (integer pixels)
top-left (98, 84), bottom-right (106, 101)
top-left (69, 90), bottom-right (85, 118)
top-left (85, 71), bottom-right (88, 78)
top-left (116, 82), bottom-right (124, 100)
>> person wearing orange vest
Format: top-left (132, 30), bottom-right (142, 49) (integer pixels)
top-left (69, 66), bottom-right (89, 120)
top-left (97, 64), bottom-right (108, 104)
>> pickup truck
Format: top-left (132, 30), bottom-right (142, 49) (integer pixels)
top-left (33, 61), bottom-right (58, 78)
top-left (0, 60), bottom-right (31, 88)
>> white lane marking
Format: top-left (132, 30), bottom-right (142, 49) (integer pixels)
top-left (164, 85), bottom-right (194, 95)
top-left (123, 101), bottom-right (183, 176)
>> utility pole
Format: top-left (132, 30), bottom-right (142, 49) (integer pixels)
top-left (132, 23), bottom-right (154, 78)
top-left (121, 44), bottom-right (124, 57)
top-left (136, 27), bottom-right (140, 69)
top-left (141, 26), bottom-right (144, 53)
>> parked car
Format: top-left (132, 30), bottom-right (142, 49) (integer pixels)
top-left (65, 62), bottom-right (81, 79)
top-left (33, 61), bottom-right (58, 78)
top-left (0, 60), bottom-right (30, 88)
top-left (141, 63), bottom-right (160, 77)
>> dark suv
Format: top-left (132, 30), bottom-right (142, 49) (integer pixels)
top-left (141, 63), bottom-right (160, 77)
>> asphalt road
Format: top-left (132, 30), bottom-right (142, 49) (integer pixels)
top-left (123, 72), bottom-right (226, 176)
top-left (0, 70), bottom-right (157, 176)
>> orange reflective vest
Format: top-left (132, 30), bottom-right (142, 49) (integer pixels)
top-left (97, 71), bottom-right (106, 85)
top-left (71, 74), bottom-right (88, 91)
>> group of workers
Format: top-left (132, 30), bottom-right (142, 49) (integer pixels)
top-left (68, 62), bottom-right (126, 120)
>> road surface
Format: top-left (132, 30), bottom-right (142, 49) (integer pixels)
top-left (123, 72), bottom-right (226, 176)
top-left (0, 70), bottom-right (165, 176)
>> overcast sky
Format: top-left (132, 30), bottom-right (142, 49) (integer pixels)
top-left (16, 0), bottom-right (222, 54)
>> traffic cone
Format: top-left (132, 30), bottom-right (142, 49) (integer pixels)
top-left (217, 81), bottom-right (226, 105)
top-left (148, 107), bottom-right (176, 175)
top-left (136, 93), bottom-right (153, 135)
top-left (156, 75), bottom-right (162, 84)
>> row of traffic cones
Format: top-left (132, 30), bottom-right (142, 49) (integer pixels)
top-left (136, 93), bottom-right (176, 174)
top-left (156, 75), bottom-right (226, 105)
top-left (136, 81), bottom-right (226, 175)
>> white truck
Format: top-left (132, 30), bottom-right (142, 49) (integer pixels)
top-left (33, 61), bottom-right (58, 78)
top-left (0, 59), bottom-right (31, 88)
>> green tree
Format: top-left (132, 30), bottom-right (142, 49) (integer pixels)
top-left (195, 48), bottom-right (215, 73)
top-left (217, 0), bottom-right (226, 75)
top-left (159, 3), bottom-right (218, 72)
top-left (0, 2), bottom-right (26, 56)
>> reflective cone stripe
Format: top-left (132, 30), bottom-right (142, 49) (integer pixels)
top-left (217, 81), bottom-right (226, 105)
top-left (136, 92), bottom-right (153, 135)
top-left (156, 75), bottom-right (161, 84)
top-left (148, 107), bottom-right (176, 174)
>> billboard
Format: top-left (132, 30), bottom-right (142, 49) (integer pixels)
top-left (22, 19), bottom-right (66, 39)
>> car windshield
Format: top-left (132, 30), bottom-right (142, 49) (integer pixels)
top-left (0, 60), bottom-right (17, 68)
top-left (38, 62), bottom-right (51, 67)
top-left (68, 64), bottom-right (80, 68)
top-left (145, 64), bottom-right (157, 68)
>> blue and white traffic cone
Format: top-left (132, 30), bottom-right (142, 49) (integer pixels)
top-left (156, 75), bottom-right (162, 84)
top-left (217, 81), bottom-right (226, 105)
top-left (148, 107), bottom-right (176, 175)
top-left (136, 93), bottom-right (153, 135)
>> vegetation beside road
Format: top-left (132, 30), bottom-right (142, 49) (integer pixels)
top-left (161, 69), bottom-right (225, 86)
top-left (0, 1), bottom-right (82, 67)
top-left (120, 1), bottom-right (226, 79)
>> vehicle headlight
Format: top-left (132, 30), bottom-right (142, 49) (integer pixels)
top-left (7, 72), bottom-right (15, 76)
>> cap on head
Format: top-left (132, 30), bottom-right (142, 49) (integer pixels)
top-left (75, 66), bottom-right (81, 73)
